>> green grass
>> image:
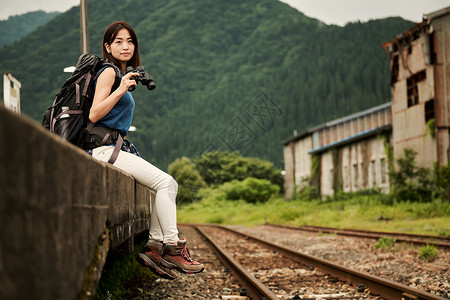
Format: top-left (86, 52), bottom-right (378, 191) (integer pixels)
top-left (177, 194), bottom-right (450, 235)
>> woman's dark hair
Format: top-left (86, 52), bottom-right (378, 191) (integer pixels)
top-left (102, 21), bottom-right (141, 70)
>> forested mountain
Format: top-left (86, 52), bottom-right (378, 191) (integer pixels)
top-left (0, 0), bottom-right (414, 169)
top-left (0, 11), bottom-right (60, 49)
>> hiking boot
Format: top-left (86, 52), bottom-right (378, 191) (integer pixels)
top-left (136, 240), bottom-right (177, 280)
top-left (161, 238), bottom-right (204, 274)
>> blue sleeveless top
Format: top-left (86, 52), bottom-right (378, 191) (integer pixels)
top-left (93, 67), bottom-right (135, 136)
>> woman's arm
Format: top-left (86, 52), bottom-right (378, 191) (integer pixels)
top-left (89, 68), bottom-right (138, 123)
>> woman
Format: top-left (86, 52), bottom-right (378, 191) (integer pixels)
top-left (89, 21), bottom-right (203, 280)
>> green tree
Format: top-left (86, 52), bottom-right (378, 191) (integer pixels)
top-left (192, 150), bottom-right (284, 192)
top-left (168, 157), bottom-right (207, 204)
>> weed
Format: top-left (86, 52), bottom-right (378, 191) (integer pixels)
top-left (418, 244), bottom-right (439, 260)
top-left (438, 230), bottom-right (449, 237)
top-left (137, 287), bottom-right (153, 298)
top-left (95, 241), bottom-right (156, 299)
top-left (374, 237), bottom-right (396, 249)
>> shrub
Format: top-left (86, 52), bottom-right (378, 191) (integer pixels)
top-left (295, 177), bottom-right (320, 200)
top-left (390, 148), bottom-right (442, 202)
top-left (221, 177), bottom-right (280, 203)
top-left (374, 237), bottom-right (396, 249)
top-left (425, 118), bottom-right (436, 138)
top-left (435, 163), bottom-right (450, 202)
top-left (438, 230), bottom-right (449, 237)
top-left (418, 244), bottom-right (439, 260)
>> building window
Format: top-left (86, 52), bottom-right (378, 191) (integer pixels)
top-left (380, 158), bottom-right (387, 183)
top-left (391, 53), bottom-right (399, 84)
top-left (353, 163), bottom-right (358, 188)
top-left (429, 32), bottom-right (436, 65)
top-left (407, 70), bottom-right (426, 107)
top-left (425, 99), bottom-right (435, 122)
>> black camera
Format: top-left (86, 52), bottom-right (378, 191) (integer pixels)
top-left (126, 66), bottom-right (156, 91)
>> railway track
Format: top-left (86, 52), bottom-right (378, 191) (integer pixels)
top-left (184, 224), bottom-right (445, 300)
top-left (265, 224), bottom-right (450, 249)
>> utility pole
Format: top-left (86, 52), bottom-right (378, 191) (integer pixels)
top-left (80, 0), bottom-right (89, 54)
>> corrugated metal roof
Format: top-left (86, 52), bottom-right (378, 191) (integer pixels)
top-left (283, 102), bottom-right (391, 145)
top-left (308, 124), bottom-right (392, 154)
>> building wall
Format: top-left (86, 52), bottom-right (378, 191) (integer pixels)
top-left (339, 135), bottom-right (390, 194)
top-left (389, 10), bottom-right (450, 167)
top-left (320, 150), bottom-right (334, 196)
top-left (284, 102), bottom-right (392, 198)
top-left (391, 33), bottom-right (438, 167)
top-left (295, 135), bottom-right (313, 188)
top-left (315, 135), bottom-right (390, 196)
top-left (283, 144), bottom-right (295, 197)
top-left (284, 130), bottom-right (392, 198)
top-left (283, 135), bottom-right (313, 198)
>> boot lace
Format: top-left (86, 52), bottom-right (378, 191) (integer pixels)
top-left (180, 245), bottom-right (194, 262)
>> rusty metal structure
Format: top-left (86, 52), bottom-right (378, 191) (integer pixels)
top-left (283, 6), bottom-right (450, 197)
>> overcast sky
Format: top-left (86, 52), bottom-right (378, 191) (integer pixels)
top-left (0, 0), bottom-right (449, 25)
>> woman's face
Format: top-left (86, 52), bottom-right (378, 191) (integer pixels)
top-left (105, 28), bottom-right (135, 69)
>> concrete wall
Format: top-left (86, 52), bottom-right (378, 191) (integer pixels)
top-left (311, 134), bottom-right (390, 196)
top-left (283, 135), bottom-right (313, 198)
top-left (283, 144), bottom-right (295, 198)
top-left (0, 105), bottom-right (153, 299)
top-left (320, 151), bottom-right (334, 196)
top-left (340, 136), bottom-right (390, 194)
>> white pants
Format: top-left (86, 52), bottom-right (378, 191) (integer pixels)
top-left (92, 146), bottom-right (179, 244)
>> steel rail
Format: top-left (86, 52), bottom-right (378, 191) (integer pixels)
top-left (193, 225), bottom-right (279, 300)
top-left (210, 224), bottom-right (445, 300)
top-left (266, 224), bottom-right (450, 249)
top-left (302, 225), bottom-right (450, 242)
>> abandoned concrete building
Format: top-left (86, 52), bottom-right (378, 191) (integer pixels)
top-left (283, 6), bottom-right (450, 198)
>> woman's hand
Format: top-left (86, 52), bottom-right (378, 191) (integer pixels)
top-left (116, 72), bottom-right (139, 95)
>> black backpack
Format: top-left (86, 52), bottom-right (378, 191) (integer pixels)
top-left (42, 54), bottom-right (123, 163)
